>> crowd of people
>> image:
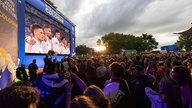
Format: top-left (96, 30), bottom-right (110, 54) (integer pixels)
top-left (0, 52), bottom-right (192, 108)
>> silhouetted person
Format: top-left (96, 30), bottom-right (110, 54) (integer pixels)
top-left (0, 86), bottom-right (40, 108)
top-left (16, 64), bottom-right (28, 81)
top-left (43, 54), bottom-right (52, 72)
top-left (28, 59), bottom-right (38, 83)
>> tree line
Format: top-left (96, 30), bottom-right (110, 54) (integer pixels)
top-left (77, 32), bottom-right (158, 55)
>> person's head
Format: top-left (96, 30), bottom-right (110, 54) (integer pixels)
top-left (87, 59), bottom-right (93, 68)
top-left (70, 96), bottom-right (97, 108)
top-left (159, 77), bottom-right (182, 108)
top-left (46, 62), bottom-right (59, 74)
top-left (32, 59), bottom-right (36, 64)
top-left (67, 41), bottom-right (70, 48)
top-left (148, 61), bottom-right (157, 72)
top-left (99, 59), bottom-right (105, 66)
top-left (171, 59), bottom-right (182, 68)
top-left (109, 62), bottom-right (124, 80)
top-left (21, 64), bottom-right (25, 68)
top-left (61, 37), bottom-right (67, 45)
top-left (0, 86), bottom-right (39, 108)
top-left (43, 25), bottom-right (52, 38)
top-left (84, 85), bottom-right (111, 108)
top-left (187, 58), bottom-right (192, 69)
top-left (54, 30), bottom-right (60, 40)
top-left (133, 65), bottom-right (144, 76)
top-left (164, 58), bottom-right (171, 68)
top-left (120, 62), bottom-right (126, 70)
top-left (171, 66), bottom-right (191, 86)
top-left (31, 24), bottom-right (44, 41)
top-left (45, 54), bottom-right (48, 58)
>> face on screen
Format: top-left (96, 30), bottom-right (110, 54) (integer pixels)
top-left (55, 32), bottom-right (61, 40)
top-left (62, 38), bottom-right (67, 45)
top-left (34, 28), bottom-right (44, 41)
top-left (44, 28), bottom-right (52, 38)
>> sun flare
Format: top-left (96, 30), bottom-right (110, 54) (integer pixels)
top-left (95, 46), bottom-right (106, 52)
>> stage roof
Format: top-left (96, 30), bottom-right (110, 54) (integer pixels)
top-left (175, 27), bottom-right (192, 36)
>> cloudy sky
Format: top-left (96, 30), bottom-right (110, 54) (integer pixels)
top-left (52, 0), bottom-right (192, 49)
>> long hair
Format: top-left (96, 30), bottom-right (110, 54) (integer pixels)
top-left (84, 85), bottom-right (111, 108)
top-left (172, 66), bottom-right (192, 86)
top-left (70, 96), bottom-right (97, 108)
top-left (159, 77), bottom-right (183, 108)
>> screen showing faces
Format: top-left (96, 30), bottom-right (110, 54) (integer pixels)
top-left (25, 3), bottom-right (70, 55)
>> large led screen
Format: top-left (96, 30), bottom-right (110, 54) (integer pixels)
top-left (25, 3), bottom-right (70, 55)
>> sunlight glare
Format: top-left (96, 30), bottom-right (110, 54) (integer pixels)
top-left (95, 46), bottom-right (106, 52)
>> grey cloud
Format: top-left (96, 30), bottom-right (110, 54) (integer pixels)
top-left (134, 0), bottom-right (192, 34)
top-left (52, 0), bottom-right (192, 47)
top-left (86, 0), bottom-right (154, 35)
top-left (52, 0), bottom-right (83, 20)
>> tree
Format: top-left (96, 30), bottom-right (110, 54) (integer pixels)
top-left (140, 33), bottom-right (158, 51)
top-left (177, 35), bottom-right (192, 51)
top-left (45, 0), bottom-right (57, 9)
top-left (97, 39), bottom-right (102, 46)
top-left (102, 32), bottom-right (126, 54)
top-left (100, 32), bottom-right (158, 54)
top-left (76, 45), bottom-right (93, 55)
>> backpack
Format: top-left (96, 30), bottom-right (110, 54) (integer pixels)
top-left (104, 79), bottom-right (132, 108)
top-left (130, 76), bottom-right (152, 108)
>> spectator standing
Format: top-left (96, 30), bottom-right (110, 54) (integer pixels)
top-left (43, 54), bottom-right (52, 72)
top-left (130, 65), bottom-right (152, 108)
top-left (145, 77), bottom-right (183, 108)
top-left (170, 66), bottom-right (192, 108)
top-left (28, 59), bottom-right (38, 83)
top-left (103, 62), bottom-right (133, 108)
top-left (16, 64), bottom-right (28, 81)
top-left (96, 59), bottom-right (107, 89)
top-left (33, 62), bottom-right (71, 108)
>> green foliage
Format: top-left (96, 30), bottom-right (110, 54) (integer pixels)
top-left (140, 33), bottom-right (158, 51)
top-left (100, 32), bottom-right (158, 54)
top-left (177, 35), bottom-right (192, 51)
top-left (76, 45), bottom-right (94, 55)
top-left (97, 39), bottom-right (101, 46)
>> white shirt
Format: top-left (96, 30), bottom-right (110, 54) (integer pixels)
top-left (25, 36), bottom-right (32, 53)
top-left (52, 37), bottom-right (60, 54)
top-left (30, 37), bottom-right (43, 53)
top-left (65, 47), bottom-right (70, 54)
top-left (59, 43), bottom-right (67, 54)
top-left (145, 87), bottom-right (168, 108)
top-left (42, 37), bottom-right (52, 53)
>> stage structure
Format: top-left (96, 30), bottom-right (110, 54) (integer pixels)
top-left (161, 44), bottom-right (178, 53)
top-left (176, 27), bottom-right (192, 36)
top-left (18, 0), bottom-right (76, 68)
top-left (174, 25), bottom-right (192, 51)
